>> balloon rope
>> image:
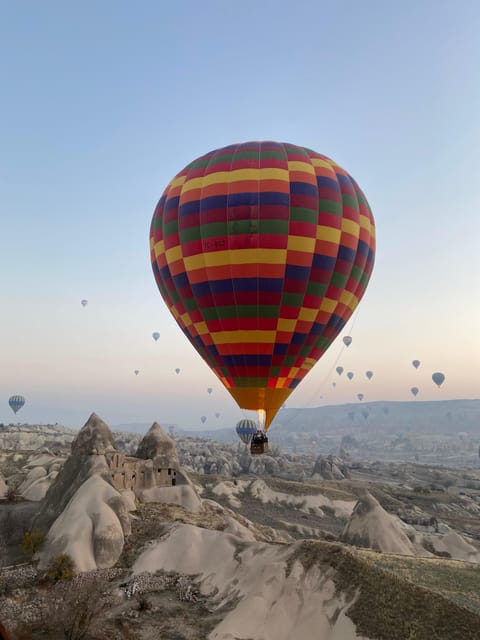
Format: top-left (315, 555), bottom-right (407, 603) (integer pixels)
top-left (275, 305), bottom-right (362, 430)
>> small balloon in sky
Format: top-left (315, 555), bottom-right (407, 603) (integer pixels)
top-left (9, 395), bottom-right (25, 414)
top-left (362, 409), bottom-right (369, 420)
top-left (432, 372), bottom-right (445, 387)
top-left (201, 416), bottom-right (207, 424)
top-left (81, 299), bottom-right (88, 307)
top-left (365, 370), bottom-right (373, 380)
top-left (134, 370), bottom-right (139, 376)
top-left (336, 366), bottom-right (344, 376)
top-left (207, 388), bottom-right (212, 395)
top-left (357, 393), bottom-right (364, 401)
top-left (347, 371), bottom-right (354, 380)
top-left (215, 412), bottom-right (220, 418)
top-left (411, 386), bottom-right (419, 397)
top-left (152, 332), bottom-right (160, 341)
top-left (412, 359), bottom-right (421, 369)
top-left (332, 381), bottom-right (336, 388)
top-left (343, 336), bottom-right (353, 347)
top-left (175, 368), bottom-right (180, 374)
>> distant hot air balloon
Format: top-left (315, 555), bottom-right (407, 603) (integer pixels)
top-left (365, 370), bottom-right (373, 380)
top-left (361, 409), bottom-right (369, 420)
top-left (411, 386), bottom-right (419, 397)
top-left (175, 368), bottom-right (180, 375)
top-left (357, 393), bottom-right (364, 401)
top-left (152, 332), bottom-right (160, 341)
top-left (336, 366), bottom-right (344, 376)
top-left (150, 141), bottom-right (375, 430)
top-left (207, 388), bottom-right (212, 395)
top-left (332, 382), bottom-right (336, 388)
top-left (8, 395), bottom-right (25, 414)
top-left (235, 418), bottom-right (257, 444)
top-left (201, 416), bottom-right (207, 424)
top-left (432, 372), bottom-right (445, 387)
top-left (343, 336), bottom-right (353, 347)
top-left (215, 412), bottom-right (220, 418)
top-left (347, 371), bottom-right (354, 381)
top-left (134, 370), bottom-right (139, 376)
top-left (81, 299), bottom-right (88, 307)
top-left (412, 360), bottom-right (420, 369)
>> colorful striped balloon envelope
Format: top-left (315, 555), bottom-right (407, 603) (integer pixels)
top-left (150, 141), bottom-right (375, 429)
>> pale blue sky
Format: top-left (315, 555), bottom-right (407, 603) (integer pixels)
top-left (1, 1), bottom-right (479, 429)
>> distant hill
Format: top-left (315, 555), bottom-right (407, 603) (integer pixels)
top-left (190, 399), bottom-right (480, 443)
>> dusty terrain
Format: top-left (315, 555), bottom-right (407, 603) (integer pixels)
top-left (1, 418), bottom-right (480, 639)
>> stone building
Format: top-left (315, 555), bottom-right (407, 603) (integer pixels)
top-left (105, 451), bottom-right (177, 492)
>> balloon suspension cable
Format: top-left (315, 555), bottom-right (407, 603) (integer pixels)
top-left (277, 306), bottom-right (363, 431)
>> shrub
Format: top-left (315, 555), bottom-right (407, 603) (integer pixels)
top-left (44, 553), bottom-right (75, 582)
top-left (20, 529), bottom-right (45, 557)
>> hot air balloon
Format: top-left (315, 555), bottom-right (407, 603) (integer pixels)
top-left (201, 416), bottom-right (207, 424)
top-left (332, 381), bottom-right (336, 388)
top-left (365, 370), bottom-right (373, 380)
top-left (343, 336), bottom-right (353, 347)
top-left (411, 386), bottom-right (419, 397)
top-left (81, 299), bottom-right (88, 307)
top-left (175, 368), bottom-right (180, 374)
top-left (150, 141), bottom-right (375, 431)
top-left (8, 395), bottom-right (25, 414)
top-left (134, 370), bottom-right (139, 376)
top-left (235, 418), bottom-right (257, 444)
top-left (215, 412), bottom-right (220, 418)
top-left (152, 332), bottom-right (160, 341)
top-left (412, 360), bottom-right (420, 369)
top-left (432, 372), bottom-right (445, 387)
top-left (361, 409), bottom-right (369, 420)
top-left (336, 366), bottom-right (344, 376)
top-left (347, 371), bottom-right (354, 381)
top-left (357, 393), bottom-right (364, 401)
top-left (207, 388), bottom-right (213, 395)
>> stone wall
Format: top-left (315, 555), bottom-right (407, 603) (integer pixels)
top-left (106, 452), bottom-right (177, 492)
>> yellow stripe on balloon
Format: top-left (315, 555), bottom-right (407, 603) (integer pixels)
top-left (341, 218), bottom-right (360, 236)
top-left (277, 318), bottom-right (297, 332)
top-left (183, 249), bottom-right (287, 271)
top-left (153, 240), bottom-right (165, 259)
top-left (316, 226), bottom-right (341, 243)
top-left (194, 321), bottom-right (209, 335)
top-left (311, 158), bottom-right (335, 170)
top-left (165, 245), bottom-right (183, 263)
top-left (169, 175), bottom-right (187, 189)
top-left (340, 290), bottom-right (359, 310)
top-left (287, 235), bottom-right (316, 252)
top-left (287, 161), bottom-right (316, 175)
top-left (319, 298), bottom-right (337, 313)
top-left (298, 307), bottom-right (318, 322)
top-left (181, 168), bottom-right (290, 193)
top-left (359, 214), bottom-right (373, 231)
top-left (212, 330), bottom-right (276, 345)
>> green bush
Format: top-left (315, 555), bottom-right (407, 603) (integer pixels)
top-left (44, 553), bottom-right (75, 582)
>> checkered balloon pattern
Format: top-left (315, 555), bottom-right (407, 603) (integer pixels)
top-left (150, 141), bottom-right (375, 428)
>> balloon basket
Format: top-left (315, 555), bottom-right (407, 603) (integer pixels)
top-left (250, 432), bottom-right (269, 455)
